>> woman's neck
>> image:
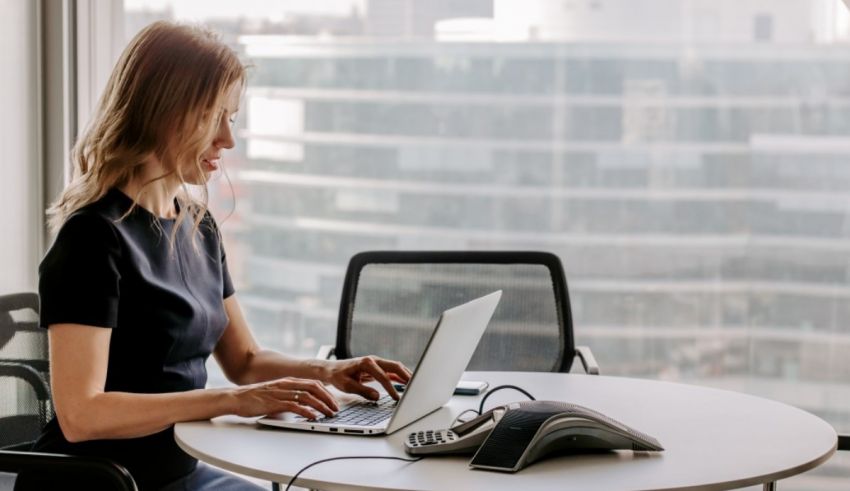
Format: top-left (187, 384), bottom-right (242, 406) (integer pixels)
top-left (120, 161), bottom-right (180, 219)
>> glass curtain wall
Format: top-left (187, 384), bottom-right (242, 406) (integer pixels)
top-left (120, 1), bottom-right (850, 488)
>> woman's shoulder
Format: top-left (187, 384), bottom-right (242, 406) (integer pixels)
top-left (186, 200), bottom-right (223, 238)
top-left (41, 200), bottom-right (124, 276)
top-left (57, 189), bottom-right (129, 230)
top-left (83, 188), bottom-right (134, 220)
top-left (54, 208), bottom-right (121, 249)
top-left (200, 209), bottom-right (221, 230)
top-left (198, 212), bottom-right (225, 252)
top-left (59, 191), bottom-right (127, 234)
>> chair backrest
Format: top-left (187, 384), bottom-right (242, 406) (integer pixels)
top-left (335, 251), bottom-right (575, 372)
top-left (0, 293), bottom-right (51, 449)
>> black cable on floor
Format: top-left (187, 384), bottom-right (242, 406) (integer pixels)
top-left (284, 455), bottom-right (423, 491)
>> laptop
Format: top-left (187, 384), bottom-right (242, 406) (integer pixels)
top-left (258, 290), bottom-right (502, 436)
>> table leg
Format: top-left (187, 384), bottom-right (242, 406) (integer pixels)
top-left (763, 482), bottom-right (777, 491)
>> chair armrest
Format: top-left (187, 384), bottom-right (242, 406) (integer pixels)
top-left (5, 358), bottom-right (49, 375)
top-left (0, 450), bottom-right (137, 491)
top-left (839, 435), bottom-right (850, 451)
top-left (0, 362), bottom-right (49, 401)
top-left (316, 345), bottom-right (335, 360)
top-left (574, 346), bottom-right (600, 375)
top-left (1, 442), bottom-right (34, 451)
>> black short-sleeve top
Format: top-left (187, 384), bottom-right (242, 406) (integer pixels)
top-left (32, 188), bottom-right (235, 490)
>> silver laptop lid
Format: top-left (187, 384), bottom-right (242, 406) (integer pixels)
top-left (385, 290), bottom-right (502, 434)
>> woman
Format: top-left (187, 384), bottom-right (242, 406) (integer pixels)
top-left (31, 21), bottom-right (411, 491)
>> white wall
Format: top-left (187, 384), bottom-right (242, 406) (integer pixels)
top-left (0, 0), bottom-right (41, 294)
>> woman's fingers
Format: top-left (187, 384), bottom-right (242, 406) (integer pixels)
top-left (276, 400), bottom-right (320, 420)
top-left (234, 377), bottom-right (343, 419)
top-left (341, 377), bottom-right (391, 401)
top-left (275, 378), bottom-right (339, 412)
top-left (357, 357), bottom-right (400, 400)
top-left (327, 356), bottom-right (414, 401)
top-left (376, 358), bottom-right (412, 383)
top-left (284, 389), bottom-right (335, 418)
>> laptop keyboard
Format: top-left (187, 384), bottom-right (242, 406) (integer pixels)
top-left (317, 395), bottom-right (396, 426)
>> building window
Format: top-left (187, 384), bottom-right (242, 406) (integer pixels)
top-left (111, 2), bottom-right (850, 486)
top-left (754, 13), bottom-right (773, 42)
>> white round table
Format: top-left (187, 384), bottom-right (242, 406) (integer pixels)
top-left (175, 372), bottom-right (837, 490)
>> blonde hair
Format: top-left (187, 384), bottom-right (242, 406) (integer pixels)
top-left (47, 21), bottom-right (247, 241)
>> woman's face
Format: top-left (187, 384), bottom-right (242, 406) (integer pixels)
top-left (184, 83), bottom-right (241, 185)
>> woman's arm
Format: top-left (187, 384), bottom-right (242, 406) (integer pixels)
top-left (214, 295), bottom-right (412, 400)
top-left (213, 295), bottom-right (328, 384)
top-left (49, 323), bottom-right (337, 443)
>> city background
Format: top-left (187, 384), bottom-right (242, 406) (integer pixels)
top-left (123, 1), bottom-right (850, 488)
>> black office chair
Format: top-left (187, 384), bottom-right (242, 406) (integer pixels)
top-left (0, 293), bottom-right (50, 451)
top-left (0, 292), bottom-right (137, 491)
top-left (318, 251), bottom-right (599, 374)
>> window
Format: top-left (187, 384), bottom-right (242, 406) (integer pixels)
top-left (112, 1), bottom-right (850, 487)
top-left (754, 13), bottom-right (774, 42)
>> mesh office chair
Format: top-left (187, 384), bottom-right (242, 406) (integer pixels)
top-left (0, 293), bottom-right (49, 450)
top-left (0, 293), bottom-right (137, 491)
top-left (318, 251), bottom-right (599, 374)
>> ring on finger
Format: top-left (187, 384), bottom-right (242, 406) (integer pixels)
top-left (294, 390), bottom-right (301, 402)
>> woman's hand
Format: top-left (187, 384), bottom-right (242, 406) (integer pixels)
top-left (322, 356), bottom-right (413, 401)
top-left (230, 377), bottom-right (340, 419)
